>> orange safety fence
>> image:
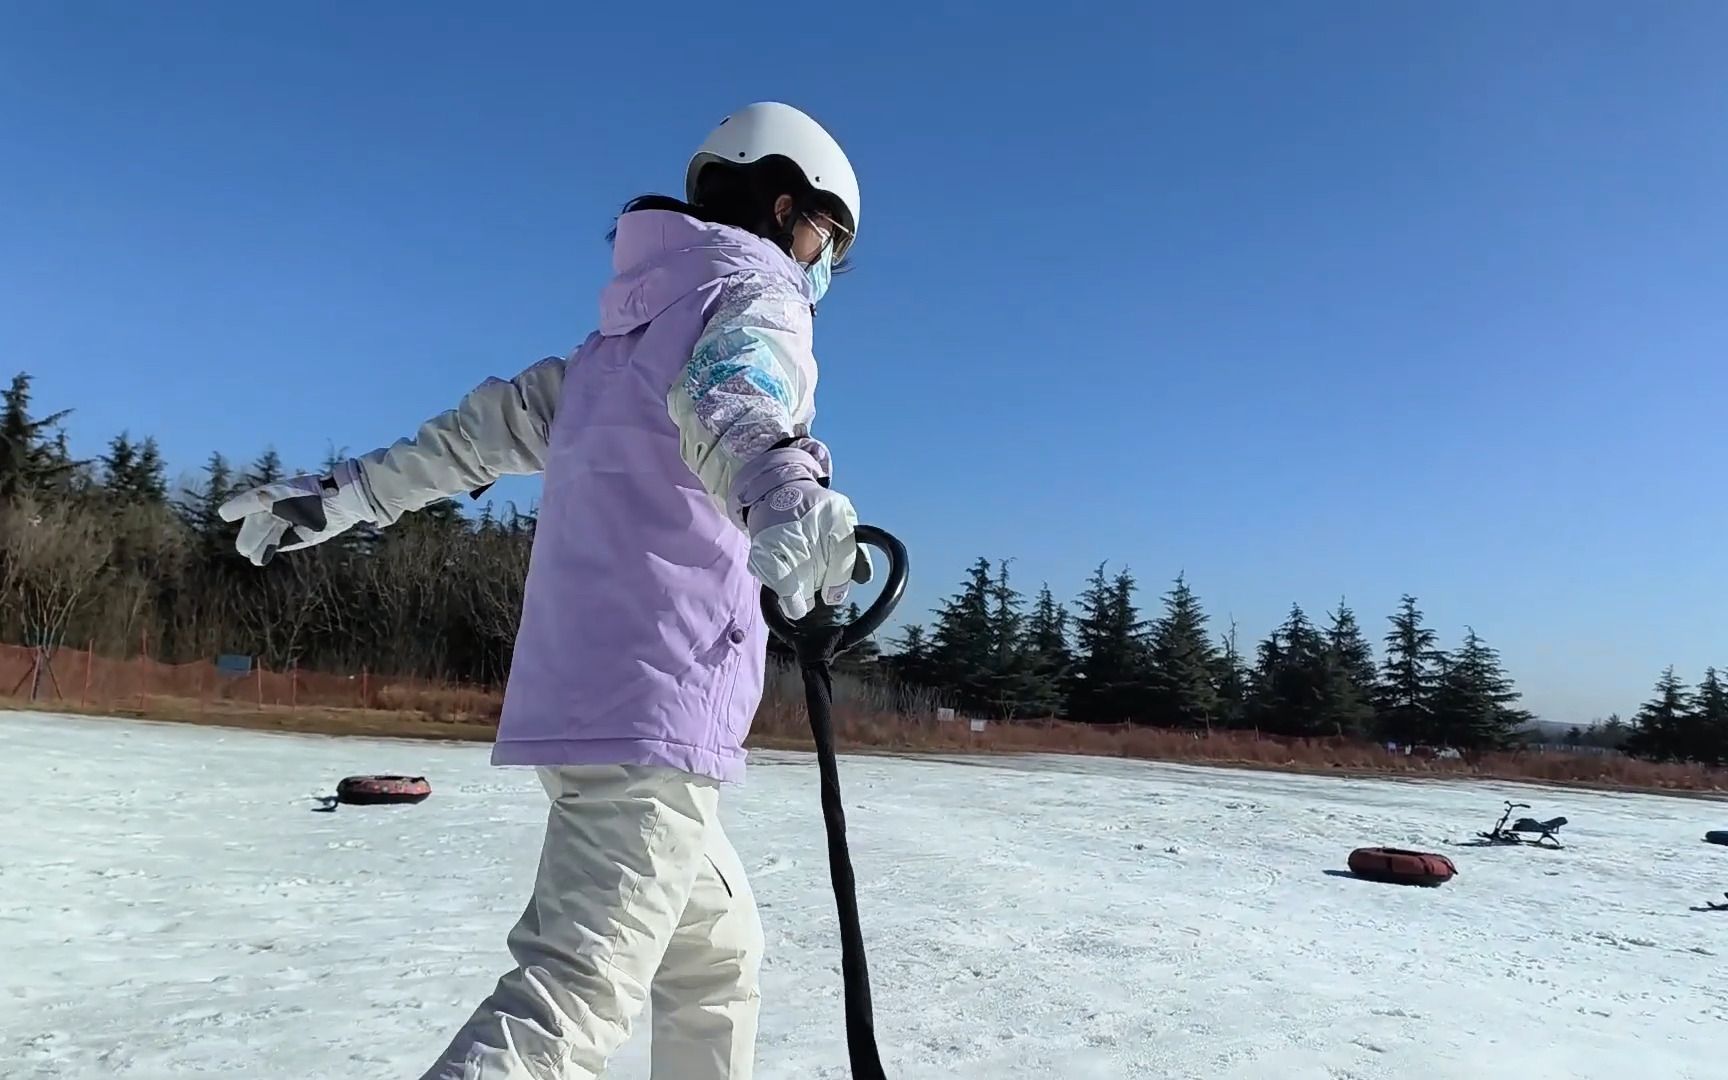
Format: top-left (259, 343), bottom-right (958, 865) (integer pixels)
top-left (0, 642), bottom-right (502, 719)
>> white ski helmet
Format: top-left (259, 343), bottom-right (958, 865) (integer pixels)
top-left (686, 102), bottom-right (859, 253)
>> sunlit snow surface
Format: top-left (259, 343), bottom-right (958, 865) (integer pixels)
top-left (2, 711), bottom-right (1725, 1078)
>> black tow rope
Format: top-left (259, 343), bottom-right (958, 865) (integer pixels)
top-left (762, 524), bottom-right (908, 1080)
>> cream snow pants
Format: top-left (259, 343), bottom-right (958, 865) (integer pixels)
top-left (418, 765), bottom-right (764, 1080)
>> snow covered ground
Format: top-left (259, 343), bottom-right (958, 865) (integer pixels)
top-left (2, 711), bottom-right (1725, 1079)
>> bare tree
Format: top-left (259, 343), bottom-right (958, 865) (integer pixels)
top-left (364, 521), bottom-right (463, 677)
top-left (0, 495), bottom-right (113, 698)
top-left (467, 516), bottom-right (533, 681)
top-left (230, 543), bottom-right (340, 667)
top-left (94, 501), bottom-right (187, 655)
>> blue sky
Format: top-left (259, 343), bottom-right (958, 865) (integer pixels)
top-left (5, 2), bottom-right (1725, 724)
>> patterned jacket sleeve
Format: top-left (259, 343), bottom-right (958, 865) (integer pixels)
top-left (667, 270), bottom-right (818, 523)
top-left (353, 355), bottom-right (567, 525)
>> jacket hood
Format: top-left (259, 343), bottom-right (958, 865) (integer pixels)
top-left (599, 210), bottom-right (811, 337)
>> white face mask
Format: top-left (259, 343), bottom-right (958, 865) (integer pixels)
top-left (804, 244), bottom-right (834, 304)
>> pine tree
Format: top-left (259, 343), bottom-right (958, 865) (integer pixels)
top-left (1024, 585), bottom-right (1074, 676)
top-left (181, 452), bottom-right (241, 565)
top-left (1325, 600), bottom-right (1379, 702)
top-left (1211, 620), bottom-right (1250, 729)
top-left (930, 558), bottom-right (994, 692)
top-left (1599, 713), bottom-right (1629, 749)
top-left (1068, 567), bottom-right (1107, 720)
top-left (1625, 668), bottom-right (1693, 762)
top-left (101, 433), bottom-right (168, 503)
top-left (1025, 584), bottom-right (1074, 713)
top-left (1111, 569), bottom-right (1153, 721)
top-left (926, 558), bottom-right (1001, 714)
top-left (844, 602), bottom-right (881, 664)
top-left (0, 372), bottom-right (76, 497)
top-left (1248, 604), bottom-right (1335, 736)
top-left (987, 561), bottom-right (1023, 659)
top-left (1248, 626), bottom-right (1284, 728)
top-left (132, 437), bottom-right (168, 503)
top-left (1376, 595), bottom-right (1445, 744)
top-left (245, 447), bottom-right (285, 488)
top-left (917, 558), bottom-right (1064, 718)
top-left (1070, 564), bottom-right (1150, 722)
top-left (1145, 573), bottom-right (1219, 728)
top-left (887, 624), bottom-right (936, 689)
top-left (101, 433), bottom-right (138, 494)
top-left (976, 561), bottom-right (1059, 718)
top-left (1318, 647), bottom-right (1377, 738)
top-left (1004, 653), bottom-right (1067, 718)
top-left (834, 601), bottom-right (882, 675)
top-left (1431, 628), bottom-right (1530, 750)
top-left (1687, 667), bottom-right (1728, 765)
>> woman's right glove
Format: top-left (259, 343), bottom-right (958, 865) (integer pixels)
top-left (735, 443), bottom-right (870, 621)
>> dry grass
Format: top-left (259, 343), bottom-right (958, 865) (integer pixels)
top-left (1, 695), bottom-right (499, 743)
top-left (748, 687), bottom-right (1728, 795)
top-left (369, 683), bottom-right (502, 724)
top-left (8, 660), bottom-right (1724, 796)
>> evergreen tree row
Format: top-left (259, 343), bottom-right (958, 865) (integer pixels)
top-left (890, 557), bottom-right (1539, 750)
top-left (1620, 667), bottom-right (1728, 765)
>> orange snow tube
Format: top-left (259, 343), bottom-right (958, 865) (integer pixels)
top-left (337, 775), bottom-right (431, 806)
top-left (1347, 847), bottom-right (1457, 887)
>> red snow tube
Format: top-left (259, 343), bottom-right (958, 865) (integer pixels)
top-left (337, 775), bottom-right (431, 806)
top-left (1347, 847), bottom-right (1457, 887)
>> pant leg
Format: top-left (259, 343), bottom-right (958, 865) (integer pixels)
top-left (418, 764), bottom-right (721, 1080)
top-left (649, 816), bottom-right (764, 1080)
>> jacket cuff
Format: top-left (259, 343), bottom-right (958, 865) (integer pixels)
top-left (730, 446), bottom-right (824, 520)
top-left (336, 458), bottom-right (389, 524)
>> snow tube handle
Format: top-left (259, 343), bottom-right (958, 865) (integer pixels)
top-left (762, 525), bottom-right (909, 658)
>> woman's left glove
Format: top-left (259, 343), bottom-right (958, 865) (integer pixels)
top-left (736, 443), bottom-right (871, 620)
top-left (218, 460), bottom-right (380, 566)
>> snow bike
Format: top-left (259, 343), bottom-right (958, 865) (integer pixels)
top-left (763, 524), bottom-right (908, 1080)
top-left (1477, 800), bottom-right (1568, 849)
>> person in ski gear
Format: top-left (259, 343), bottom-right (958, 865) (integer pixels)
top-left (219, 101), bottom-right (866, 1080)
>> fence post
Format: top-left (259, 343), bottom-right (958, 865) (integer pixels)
top-left (82, 642), bottom-right (93, 709)
top-left (27, 646), bottom-right (44, 702)
top-left (137, 628), bottom-right (149, 712)
top-left (290, 660), bottom-right (297, 709)
top-left (361, 667), bottom-right (369, 709)
top-left (256, 661), bottom-right (264, 711)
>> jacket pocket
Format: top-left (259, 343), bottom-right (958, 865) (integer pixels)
top-left (704, 618), bottom-right (749, 742)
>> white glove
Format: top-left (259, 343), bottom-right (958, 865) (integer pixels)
top-left (748, 479), bottom-right (866, 621)
top-left (734, 441), bottom-right (872, 621)
top-left (217, 460), bottom-right (379, 566)
top-left (774, 436), bottom-right (872, 588)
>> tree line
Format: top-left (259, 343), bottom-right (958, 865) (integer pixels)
top-left (883, 557), bottom-right (1728, 763)
top-left (1617, 667), bottom-right (1728, 765)
top-left (881, 556), bottom-right (1529, 748)
top-left (4, 370), bottom-right (1723, 763)
top-left (1, 372), bottom-right (534, 686)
